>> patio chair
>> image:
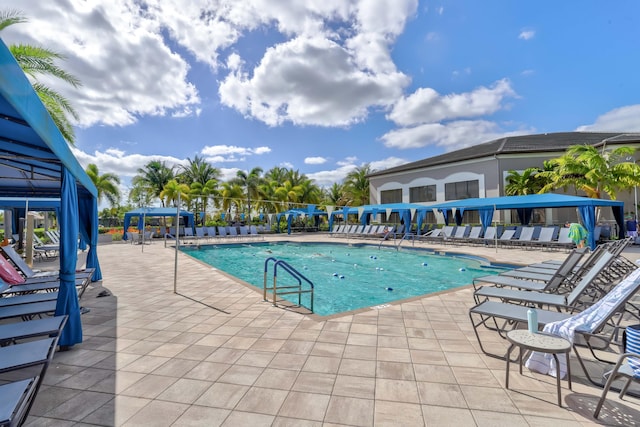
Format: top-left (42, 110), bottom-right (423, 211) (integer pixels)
top-left (497, 229), bottom-right (516, 248)
top-left (464, 226), bottom-right (483, 245)
top-left (594, 352), bottom-right (640, 418)
top-left (227, 226), bottom-right (239, 239)
top-left (473, 251), bottom-right (615, 308)
top-left (0, 245), bottom-right (95, 283)
top-left (249, 225), bottom-right (263, 240)
top-left (182, 228), bottom-right (196, 244)
top-left (217, 226), bottom-right (228, 239)
top-left (472, 247), bottom-right (587, 292)
top-left (532, 226), bottom-right (557, 250)
top-left (0, 316), bottom-right (67, 426)
top-left (45, 230), bottom-right (60, 245)
top-left (511, 226), bottom-right (536, 249)
top-left (195, 227), bottom-right (207, 241)
top-left (207, 227), bottom-right (217, 240)
top-left (470, 267), bottom-right (640, 372)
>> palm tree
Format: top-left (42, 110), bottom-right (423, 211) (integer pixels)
top-left (220, 182), bottom-right (244, 220)
top-left (540, 145), bottom-right (640, 199)
top-left (160, 179), bottom-right (190, 207)
top-left (1, 10), bottom-right (81, 144)
top-left (180, 155), bottom-right (220, 186)
top-left (324, 183), bottom-right (348, 206)
top-left (343, 164), bottom-right (372, 206)
top-left (132, 161), bottom-right (175, 206)
top-left (505, 167), bottom-right (544, 196)
top-left (85, 163), bottom-right (120, 207)
top-left (233, 167), bottom-right (263, 220)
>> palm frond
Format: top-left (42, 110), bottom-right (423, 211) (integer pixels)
top-left (11, 44), bottom-right (81, 87)
top-left (0, 9), bottom-right (26, 31)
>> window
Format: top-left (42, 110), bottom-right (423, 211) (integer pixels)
top-left (409, 185), bottom-right (436, 202)
top-left (380, 189), bottom-right (402, 204)
top-left (445, 180), bottom-right (479, 201)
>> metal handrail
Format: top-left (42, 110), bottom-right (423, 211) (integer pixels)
top-left (264, 257), bottom-right (314, 313)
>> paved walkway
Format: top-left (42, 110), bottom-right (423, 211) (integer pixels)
top-left (23, 235), bottom-right (640, 426)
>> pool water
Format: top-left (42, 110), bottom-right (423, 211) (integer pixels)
top-left (181, 242), bottom-right (508, 316)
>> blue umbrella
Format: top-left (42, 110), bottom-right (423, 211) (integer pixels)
top-left (55, 168), bottom-right (82, 347)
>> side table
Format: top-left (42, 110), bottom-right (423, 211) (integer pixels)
top-left (505, 329), bottom-right (572, 406)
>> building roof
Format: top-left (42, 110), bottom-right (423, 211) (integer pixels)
top-left (368, 131), bottom-right (640, 177)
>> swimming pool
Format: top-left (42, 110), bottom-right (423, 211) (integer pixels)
top-left (181, 242), bottom-right (509, 316)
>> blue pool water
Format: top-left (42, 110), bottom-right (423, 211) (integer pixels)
top-left (181, 242), bottom-right (508, 316)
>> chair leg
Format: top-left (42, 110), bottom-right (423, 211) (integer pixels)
top-left (594, 369), bottom-right (617, 418)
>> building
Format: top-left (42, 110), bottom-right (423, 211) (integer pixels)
top-left (368, 132), bottom-right (640, 227)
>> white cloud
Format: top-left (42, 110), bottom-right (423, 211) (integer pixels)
top-left (200, 145), bottom-right (271, 162)
top-left (1, 0), bottom-right (201, 127)
top-left (380, 120), bottom-right (533, 151)
top-left (280, 161), bottom-right (294, 169)
top-left (219, 35), bottom-right (410, 127)
top-left (576, 105), bottom-right (640, 132)
top-left (70, 146), bottom-right (184, 178)
top-left (305, 156), bottom-right (328, 165)
top-left (519, 30), bottom-right (535, 40)
top-left (307, 156), bottom-right (407, 186)
top-left (388, 79), bottom-right (516, 126)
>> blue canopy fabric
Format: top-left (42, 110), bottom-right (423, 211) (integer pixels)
top-left (430, 193), bottom-right (624, 250)
top-left (275, 209), bottom-right (328, 234)
top-left (0, 40), bottom-right (102, 346)
top-left (78, 196), bottom-right (102, 281)
top-left (55, 168), bottom-right (82, 347)
top-left (122, 207), bottom-right (195, 240)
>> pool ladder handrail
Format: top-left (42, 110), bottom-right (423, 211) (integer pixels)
top-left (395, 233), bottom-right (416, 250)
top-left (263, 257), bottom-right (314, 313)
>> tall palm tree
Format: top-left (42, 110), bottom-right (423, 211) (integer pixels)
top-left (180, 155), bottom-right (220, 186)
top-left (220, 182), bottom-right (244, 220)
top-left (324, 182), bottom-right (348, 206)
top-left (132, 161), bottom-right (175, 206)
top-left (264, 166), bottom-right (288, 184)
top-left (296, 178), bottom-right (322, 205)
top-left (160, 179), bottom-right (190, 207)
top-left (85, 163), bottom-right (120, 207)
top-left (233, 167), bottom-right (263, 220)
top-left (343, 164), bottom-right (372, 206)
top-left (1, 10), bottom-right (81, 144)
top-left (540, 145), bottom-right (640, 199)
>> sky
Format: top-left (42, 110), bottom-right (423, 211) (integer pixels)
top-left (1, 0), bottom-right (640, 207)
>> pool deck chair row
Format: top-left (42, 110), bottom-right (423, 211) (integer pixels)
top-left (469, 265), bottom-right (640, 386)
top-left (0, 315), bottom-right (68, 426)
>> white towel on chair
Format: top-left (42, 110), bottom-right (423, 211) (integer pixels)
top-left (525, 268), bottom-right (640, 379)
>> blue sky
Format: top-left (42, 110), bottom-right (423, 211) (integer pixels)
top-left (2, 0), bottom-right (639, 206)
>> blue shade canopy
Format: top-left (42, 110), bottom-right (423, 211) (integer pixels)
top-left (0, 40), bottom-right (102, 346)
top-left (429, 193), bottom-right (624, 250)
top-left (122, 207), bottom-right (195, 239)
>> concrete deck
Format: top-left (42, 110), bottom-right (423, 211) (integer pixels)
top-left (21, 235), bottom-right (640, 426)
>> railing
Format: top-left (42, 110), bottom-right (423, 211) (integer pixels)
top-left (263, 257), bottom-right (314, 313)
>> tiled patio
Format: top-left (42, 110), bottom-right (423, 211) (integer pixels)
top-left (24, 235), bottom-right (640, 426)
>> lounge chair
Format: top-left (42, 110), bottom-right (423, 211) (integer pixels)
top-left (0, 316), bottom-right (67, 426)
top-left (217, 226), bottom-right (228, 239)
top-left (532, 226), bottom-right (557, 250)
top-left (473, 251), bottom-right (615, 309)
top-left (195, 227), bottom-right (207, 241)
top-left (227, 227), bottom-right (239, 240)
top-left (182, 228), bottom-right (196, 244)
top-left (464, 226), bottom-right (483, 245)
top-left (594, 352), bottom-right (640, 418)
top-left (497, 229), bottom-right (516, 247)
top-left (249, 225), bottom-right (263, 240)
top-left (511, 226), bottom-right (535, 249)
top-left (0, 245), bottom-right (95, 283)
top-left (207, 227), bottom-right (217, 240)
top-left (472, 247), bottom-right (587, 293)
top-left (469, 266), bottom-right (640, 363)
